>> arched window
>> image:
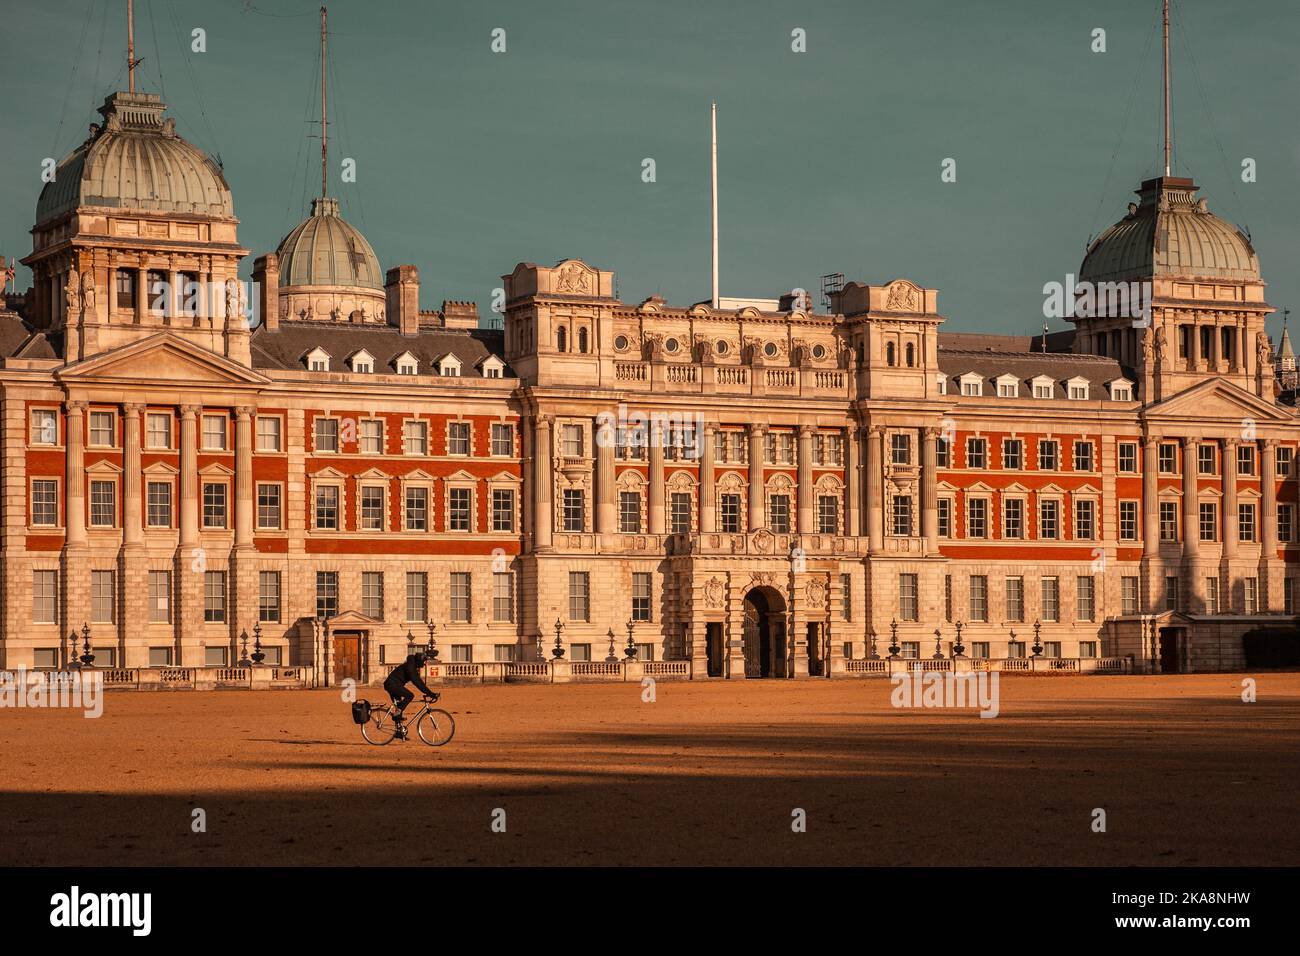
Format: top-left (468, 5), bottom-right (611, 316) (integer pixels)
top-left (886, 342), bottom-right (897, 367)
top-left (577, 327), bottom-right (589, 353)
top-left (905, 343), bottom-right (915, 367)
top-left (556, 326), bottom-right (567, 352)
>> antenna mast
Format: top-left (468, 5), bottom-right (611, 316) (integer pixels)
top-left (321, 6), bottom-right (329, 197)
top-left (710, 101), bottom-right (719, 309)
top-left (127, 0), bottom-right (137, 93)
top-left (1162, 0), bottom-right (1171, 176)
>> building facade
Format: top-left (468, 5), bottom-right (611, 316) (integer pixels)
top-left (2, 89), bottom-right (1296, 683)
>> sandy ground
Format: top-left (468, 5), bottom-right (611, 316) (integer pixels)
top-left (1, 673), bottom-right (1297, 866)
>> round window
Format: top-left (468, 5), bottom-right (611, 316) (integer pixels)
top-left (764, 342), bottom-right (778, 357)
top-left (812, 344), bottom-right (826, 360)
top-left (715, 339), bottom-right (729, 355)
top-left (665, 337), bottom-right (680, 353)
top-left (614, 334), bottom-right (629, 351)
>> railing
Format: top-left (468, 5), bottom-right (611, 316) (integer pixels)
top-left (644, 661), bottom-right (690, 677)
top-left (214, 667), bottom-right (251, 684)
top-left (715, 367), bottom-right (749, 386)
top-left (906, 658), bottom-right (953, 672)
top-left (664, 364), bottom-right (698, 384)
top-left (442, 663), bottom-right (482, 679)
top-left (103, 669), bottom-right (139, 687)
top-left (1046, 658), bottom-right (1079, 672)
top-left (766, 369), bottom-right (797, 388)
top-left (997, 658), bottom-right (1032, 672)
top-left (504, 662), bottom-right (550, 680)
top-left (813, 370), bottom-right (844, 389)
top-left (160, 668), bottom-right (196, 684)
top-left (1091, 657), bottom-right (1129, 673)
top-left (614, 361), bottom-right (648, 382)
top-left (571, 662), bottom-right (622, 678)
top-left (845, 659), bottom-right (888, 674)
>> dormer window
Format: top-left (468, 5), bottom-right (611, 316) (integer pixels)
top-left (306, 347), bottom-right (330, 372)
top-left (350, 349), bottom-right (375, 374)
top-left (437, 354), bottom-right (462, 377)
top-left (1066, 376), bottom-right (1089, 400)
top-left (995, 374), bottom-right (1019, 398)
top-left (1108, 378), bottom-right (1134, 401)
top-left (1031, 375), bottom-right (1054, 399)
top-left (936, 374), bottom-right (948, 395)
top-left (394, 351), bottom-right (419, 376)
top-left (958, 373), bottom-right (983, 397)
top-left (479, 355), bottom-right (505, 379)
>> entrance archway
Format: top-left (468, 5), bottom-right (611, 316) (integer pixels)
top-left (742, 587), bottom-right (787, 678)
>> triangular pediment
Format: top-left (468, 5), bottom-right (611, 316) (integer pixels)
top-left (57, 333), bottom-right (270, 386)
top-left (328, 610), bottom-right (382, 628)
top-left (1145, 378), bottom-right (1294, 423)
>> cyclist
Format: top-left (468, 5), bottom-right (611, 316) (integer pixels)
top-left (383, 648), bottom-right (437, 739)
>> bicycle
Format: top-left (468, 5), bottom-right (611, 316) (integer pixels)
top-left (360, 694), bottom-right (456, 747)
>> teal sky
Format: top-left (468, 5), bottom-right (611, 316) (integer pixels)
top-left (3, 0), bottom-right (1298, 338)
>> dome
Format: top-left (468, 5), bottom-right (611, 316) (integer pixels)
top-left (35, 92), bottom-right (234, 225)
top-left (275, 196), bottom-right (383, 290)
top-left (1080, 177), bottom-right (1259, 284)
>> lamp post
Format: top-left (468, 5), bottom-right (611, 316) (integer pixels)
top-left (79, 623), bottom-right (94, 668)
top-left (425, 619), bottom-right (439, 660)
top-left (238, 628), bottom-right (252, 668)
top-left (605, 628), bottom-right (619, 663)
top-left (1008, 628), bottom-right (1017, 660)
top-left (552, 618), bottom-right (566, 659)
top-left (405, 629), bottom-right (417, 655)
top-left (952, 620), bottom-right (966, 658)
top-left (624, 619), bottom-right (637, 659)
top-left (887, 618), bottom-right (900, 659)
top-left (868, 627), bottom-right (879, 659)
top-left (536, 630), bottom-right (546, 662)
top-left (66, 631), bottom-right (81, 671)
top-left (932, 627), bottom-right (945, 659)
top-left (1032, 619), bottom-right (1043, 657)
top-left (251, 621), bottom-right (265, 665)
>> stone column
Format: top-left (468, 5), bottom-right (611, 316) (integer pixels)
top-left (1142, 437), bottom-right (1160, 554)
top-left (1261, 438), bottom-right (1280, 609)
top-left (197, 257), bottom-right (209, 326)
top-left (594, 415), bottom-right (617, 535)
top-left (648, 419), bottom-right (666, 535)
top-left (746, 423), bottom-right (766, 532)
top-left (179, 405), bottom-right (200, 547)
top-left (1221, 438), bottom-right (1238, 559)
top-left (135, 262), bottom-right (147, 324)
top-left (796, 424), bottom-right (814, 533)
top-left (168, 260), bottom-right (181, 324)
top-left (922, 425), bottom-right (939, 551)
top-left (844, 426), bottom-right (860, 538)
top-left (865, 426), bottom-right (884, 552)
top-left (122, 403), bottom-right (144, 546)
top-left (65, 401), bottom-right (87, 546)
top-left (700, 422), bottom-right (716, 533)
top-left (533, 415), bottom-right (553, 550)
top-left (234, 406), bottom-right (255, 548)
top-left (107, 255), bottom-right (118, 316)
top-left (1181, 437), bottom-right (1199, 556)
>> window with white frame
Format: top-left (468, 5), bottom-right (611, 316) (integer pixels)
top-left (568, 571), bottom-right (590, 621)
top-left (1239, 502), bottom-right (1257, 542)
top-left (30, 408), bottom-right (58, 445)
top-left (1067, 379), bottom-right (1089, 400)
top-left (1038, 439), bottom-right (1059, 471)
top-left (90, 480), bottom-right (116, 527)
top-left (404, 420), bottom-right (428, 455)
top-left (996, 376), bottom-right (1018, 398)
top-left (315, 418), bottom-right (340, 453)
top-left (1039, 499), bottom-right (1060, 539)
top-left (314, 484), bottom-right (340, 530)
top-left (204, 570), bottom-right (227, 623)
top-left (490, 423), bottom-right (514, 457)
top-left (1032, 378), bottom-right (1053, 399)
top-left (890, 495), bottom-right (911, 536)
top-left (1073, 441), bottom-right (1094, 471)
top-left (720, 494), bottom-right (742, 533)
top-left (1003, 498), bottom-right (1024, 538)
top-left (493, 572), bottom-right (514, 622)
top-left (256, 483), bottom-right (281, 530)
top-left (91, 570), bottom-right (115, 623)
top-left (562, 489), bottom-right (584, 532)
top-left (256, 415), bottom-right (282, 452)
top-left (362, 572), bottom-right (385, 620)
top-left (1006, 576), bottom-right (1025, 622)
top-left (1159, 501), bottom-right (1178, 541)
top-left (201, 414), bottom-right (227, 450)
top-left (1074, 499), bottom-right (1095, 540)
top-left (360, 485), bottom-right (386, 531)
top-left (1119, 500), bottom-right (1138, 540)
top-left (769, 494), bottom-right (791, 533)
top-left (1199, 502), bottom-right (1218, 541)
top-left (259, 571), bottom-right (281, 623)
top-left (1118, 442), bottom-right (1138, 472)
top-left (561, 424), bottom-right (584, 458)
top-left (89, 410), bottom-right (115, 447)
top-left (1002, 439), bottom-right (1023, 470)
top-left (1109, 381), bottom-right (1132, 401)
top-left (937, 497), bottom-right (952, 537)
top-left (359, 419), bottom-right (383, 454)
top-left (315, 571), bottom-right (338, 619)
top-left (969, 575), bottom-right (988, 622)
top-left (1121, 576), bottom-right (1140, 615)
top-left (898, 573), bottom-right (918, 621)
top-left (31, 479), bottom-right (58, 526)
top-left (148, 570), bottom-right (171, 624)
top-left (1041, 577), bottom-right (1060, 621)
top-left (492, 488), bottom-right (516, 532)
top-left (817, 495), bottom-right (839, 534)
top-left (1279, 503), bottom-right (1294, 543)
top-left (959, 374), bottom-right (983, 397)
top-left (670, 492), bottom-right (692, 534)
top-left (448, 487), bottom-right (472, 531)
top-left (632, 572), bottom-right (652, 622)
top-left (966, 497), bottom-right (988, 538)
top-left (1077, 576), bottom-right (1095, 621)
top-left (147, 480), bottom-right (173, 527)
top-left (33, 570), bottom-right (58, 624)
top-left (145, 412), bottom-right (171, 449)
top-left (447, 421), bottom-right (471, 456)
top-left (620, 491), bottom-right (641, 533)
top-left (405, 486), bottom-right (429, 531)
top-left (405, 572), bottom-right (428, 621)
top-left (966, 437), bottom-right (986, 469)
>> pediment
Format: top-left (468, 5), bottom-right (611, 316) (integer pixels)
top-left (1145, 378), bottom-right (1293, 423)
top-left (328, 610), bottom-right (382, 628)
top-left (57, 333), bottom-right (270, 386)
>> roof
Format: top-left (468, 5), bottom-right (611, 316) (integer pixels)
top-left (938, 335), bottom-right (1127, 399)
top-left (250, 321), bottom-right (510, 377)
top-left (0, 313), bottom-right (60, 360)
top-left (275, 197), bottom-right (383, 290)
top-left (1080, 177), bottom-right (1259, 284)
top-left (35, 92), bottom-right (233, 225)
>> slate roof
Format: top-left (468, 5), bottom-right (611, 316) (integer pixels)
top-left (250, 321), bottom-right (511, 377)
top-left (0, 312), bottom-right (60, 360)
top-left (937, 331), bottom-right (1129, 398)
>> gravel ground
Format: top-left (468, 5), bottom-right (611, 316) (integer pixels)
top-left (1, 673), bottom-right (1296, 866)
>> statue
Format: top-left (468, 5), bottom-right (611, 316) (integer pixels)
top-left (1257, 331), bottom-right (1272, 368)
top-left (1141, 326), bottom-right (1154, 364)
top-left (80, 271), bottom-right (95, 314)
top-left (1154, 326), bottom-right (1168, 367)
top-left (65, 267), bottom-right (80, 316)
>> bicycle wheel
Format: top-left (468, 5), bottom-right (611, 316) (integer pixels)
top-left (362, 704), bottom-right (399, 745)
top-left (416, 708), bottom-right (456, 747)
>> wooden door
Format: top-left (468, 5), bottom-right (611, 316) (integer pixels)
top-left (333, 632), bottom-right (362, 683)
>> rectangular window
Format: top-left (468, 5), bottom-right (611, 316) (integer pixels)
top-left (31, 408), bottom-right (58, 445)
top-left (1074, 499), bottom-right (1095, 540)
top-left (259, 571), bottom-right (281, 623)
top-left (204, 570), bottom-right (227, 623)
top-left (1165, 575), bottom-right (1180, 612)
top-left (1118, 442), bottom-right (1138, 473)
top-left (562, 489), bottom-right (585, 532)
top-left (1286, 577), bottom-right (1295, 615)
top-left (33, 570), bottom-right (58, 624)
top-left (147, 480), bottom-right (173, 527)
top-left (202, 414), bottom-right (227, 451)
top-left (256, 415), bottom-right (282, 452)
top-left (1041, 577), bottom-right (1060, 622)
top-left (360, 486), bottom-right (385, 531)
top-left (569, 571), bottom-right (590, 621)
top-left (898, 573), bottom-right (918, 621)
top-left (1205, 576), bottom-right (1220, 615)
top-left (1237, 445), bottom-right (1255, 477)
top-left (937, 498), bottom-right (952, 538)
top-left (405, 572), bottom-right (428, 621)
top-left (315, 485), bottom-right (340, 530)
top-left (256, 483), bottom-right (281, 530)
top-left (494, 644), bottom-right (516, 663)
top-left (91, 570), bottom-right (115, 623)
top-left (449, 572), bottom-right (471, 623)
top-left (817, 495), bottom-right (839, 535)
top-left (145, 412), bottom-right (171, 449)
top-left (569, 644), bottom-right (592, 663)
top-left (492, 488), bottom-right (516, 532)
top-left (1039, 499), bottom-right (1060, 540)
top-left (403, 420), bottom-right (428, 455)
top-left (90, 480), bottom-right (116, 527)
top-left (1279, 504), bottom-right (1294, 543)
top-left (670, 492), bottom-right (691, 534)
top-left (632, 572), bottom-right (652, 621)
top-left (1002, 439), bottom-right (1023, 470)
top-left (1198, 444), bottom-right (1216, 475)
top-left (448, 421), bottom-right (471, 456)
top-left (720, 494), bottom-right (742, 533)
top-left (315, 418), bottom-right (340, 453)
top-left (901, 642), bottom-right (920, 660)
top-left (890, 433), bottom-right (911, 465)
top-left (969, 575), bottom-right (988, 622)
top-left (936, 437), bottom-right (949, 467)
top-left (315, 571), bottom-right (338, 620)
top-left (1159, 501), bottom-right (1178, 541)
top-left (971, 642), bottom-right (990, 660)
top-left (1199, 502), bottom-right (1217, 541)
top-left (491, 423), bottom-right (514, 457)
top-left (493, 572), bottom-right (514, 623)
top-left (89, 410), bottom-right (115, 447)
top-left (966, 438), bottom-right (986, 469)
top-left (204, 646), bottom-right (228, 668)
top-left (966, 497), bottom-right (988, 538)
top-left (1005, 576), bottom-right (1025, 622)
top-left (1038, 440), bottom-right (1059, 471)
top-left (619, 491), bottom-right (641, 533)
top-left (1076, 575), bottom-right (1095, 621)
top-left (769, 495), bottom-right (791, 533)
top-left (31, 479), bottom-right (58, 526)
top-left (1119, 501), bottom-right (1138, 541)
top-left (1158, 443), bottom-right (1177, 474)
top-left (1121, 576), bottom-right (1139, 615)
top-left (1277, 446), bottom-right (1293, 478)
top-left (1239, 503), bottom-right (1257, 542)
top-left (1244, 577), bottom-right (1259, 614)
top-left (405, 486), bottom-right (428, 531)
top-left (890, 495), bottom-right (912, 537)
top-left (362, 571), bottom-right (385, 620)
top-left (1079, 641), bottom-right (1097, 659)
top-left (449, 487), bottom-right (472, 531)
top-left (202, 482), bottom-right (227, 529)
top-left (841, 573), bottom-right (852, 621)
top-left (356, 419), bottom-right (383, 455)
top-left (1073, 441), bottom-right (1094, 472)
top-left (562, 424), bottom-right (584, 458)
top-left (148, 570), bottom-right (171, 624)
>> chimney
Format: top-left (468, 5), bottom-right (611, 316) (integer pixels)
top-left (386, 265), bottom-right (420, 336)
top-left (252, 253), bottom-right (279, 331)
top-left (441, 300), bottom-right (479, 330)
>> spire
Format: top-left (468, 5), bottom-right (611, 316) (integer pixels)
top-left (1162, 0), bottom-right (1172, 176)
top-left (320, 5), bottom-right (329, 198)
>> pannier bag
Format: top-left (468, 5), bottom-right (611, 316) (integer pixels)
top-left (351, 700), bottom-right (372, 725)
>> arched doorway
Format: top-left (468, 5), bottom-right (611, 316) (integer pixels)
top-left (742, 587), bottom-right (787, 678)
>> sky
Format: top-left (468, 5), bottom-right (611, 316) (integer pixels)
top-left (2, 0), bottom-right (1298, 339)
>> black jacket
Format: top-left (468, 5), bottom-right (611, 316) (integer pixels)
top-left (385, 654), bottom-right (434, 697)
